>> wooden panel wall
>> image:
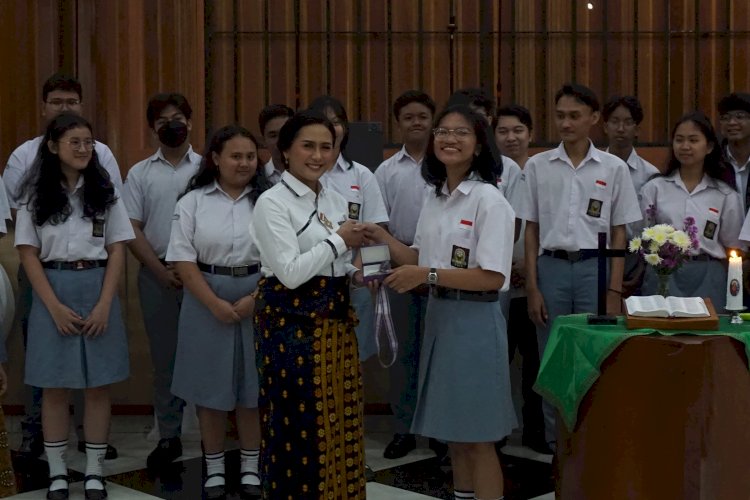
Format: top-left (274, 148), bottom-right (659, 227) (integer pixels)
top-left (1, 0), bottom-right (750, 407)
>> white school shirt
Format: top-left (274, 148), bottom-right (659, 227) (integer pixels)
top-left (496, 155), bottom-right (523, 208)
top-left (413, 176), bottom-right (515, 292)
top-left (3, 136), bottom-right (123, 210)
top-left (606, 147), bottom-right (661, 239)
top-left (374, 146), bottom-right (431, 245)
top-left (517, 141), bottom-right (642, 252)
top-left (263, 158), bottom-right (283, 186)
top-left (727, 145), bottom-right (750, 214)
top-left (166, 181), bottom-right (260, 267)
top-left (122, 147), bottom-right (202, 258)
top-left (640, 172), bottom-right (743, 258)
top-left (321, 154), bottom-right (389, 224)
top-left (14, 179), bottom-right (134, 261)
top-left (251, 171), bottom-right (356, 289)
top-left (0, 176), bottom-right (9, 233)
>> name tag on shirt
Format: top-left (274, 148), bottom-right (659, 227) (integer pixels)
top-left (586, 198), bottom-right (603, 218)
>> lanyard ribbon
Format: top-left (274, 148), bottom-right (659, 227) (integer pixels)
top-left (374, 286), bottom-right (398, 368)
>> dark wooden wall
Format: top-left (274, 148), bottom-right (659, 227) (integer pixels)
top-left (1, 0), bottom-right (750, 406)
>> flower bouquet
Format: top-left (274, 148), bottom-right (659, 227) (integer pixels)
top-left (628, 217), bottom-right (700, 296)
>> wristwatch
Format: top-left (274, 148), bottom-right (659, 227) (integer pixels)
top-left (426, 267), bottom-right (438, 285)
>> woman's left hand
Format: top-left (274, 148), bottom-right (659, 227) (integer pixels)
top-left (82, 301), bottom-right (111, 337)
top-left (383, 265), bottom-right (425, 293)
top-left (233, 295), bottom-right (256, 320)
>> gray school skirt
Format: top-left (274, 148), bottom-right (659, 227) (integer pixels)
top-left (642, 258), bottom-right (727, 308)
top-left (171, 271), bottom-right (260, 411)
top-left (25, 267), bottom-right (129, 389)
top-left (410, 296), bottom-right (517, 442)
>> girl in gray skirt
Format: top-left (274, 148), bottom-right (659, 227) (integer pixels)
top-left (166, 125), bottom-right (270, 500)
top-left (15, 113), bottom-right (134, 500)
top-left (365, 105), bottom-right (516, 500)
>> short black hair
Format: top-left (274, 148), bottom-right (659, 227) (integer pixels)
top-left (602, 95), bottom-right (644, 124)
top-left (446, 87), bottom-right (497, 120)
top-left (554, 83), bottom-right (600, 112)
top-left (42, 73), bottom-right (82, 102)
top-left (392, 90), bottom-right (436, 120)
top-left (718, 92), bottom-right (750, 115)
top-left (276, 110), bottom-right (336, 158)
top-left (495, 104), bottom-right (533, 132)
top-left (146, 93), bottom-right (193, 129)
top-left (258, 104), bottom-right (295, 135)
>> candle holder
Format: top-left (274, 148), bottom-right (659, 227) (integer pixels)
top-left (726, 306), bottom-right (747, 325)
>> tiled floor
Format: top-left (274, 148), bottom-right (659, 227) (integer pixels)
top-left (6, 414), bottom-right (554, 499)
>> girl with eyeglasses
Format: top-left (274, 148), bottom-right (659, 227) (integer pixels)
top-left (365, 105), bottom-right (517, 500)
top-left (14, 112), bottom-right (133, 500)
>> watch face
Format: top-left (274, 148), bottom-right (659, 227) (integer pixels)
top-left (427, 271), bottom-right (438, 284)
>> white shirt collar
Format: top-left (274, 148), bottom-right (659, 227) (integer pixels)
top-left (725, 145), bottom-right (750, 172)
top-left (551, 140), bottom-right (601, 168)
top-left (394, 145), bottom-right (423, 164)
top-left (205, 179), bottom-right (253, 200)
top-left (151, 145), bottom-right (195, 168)
top-left (665, 170), bottom-right (717, 195)
top-left (280, 170), bottom-right (324, 198)
top-left (605, 147), bottom-right (640, 170)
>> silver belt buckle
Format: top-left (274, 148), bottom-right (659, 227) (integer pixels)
top-left (231, 266), bottom-right (249, 277)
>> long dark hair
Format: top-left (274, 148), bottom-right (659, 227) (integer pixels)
top-left (184, 125), bottom-right (270, 204)
top-left (19, 112), bottom-right (115, 226)
top-left (664, 111), bottom-right (735, 189)
top-left (307, 95), bottom-right (353, 168)
top-left (422, 105), bottom-right (503, 195)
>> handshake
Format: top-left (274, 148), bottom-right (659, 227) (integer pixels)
top-left (336, 221), bottom-right (389, 249)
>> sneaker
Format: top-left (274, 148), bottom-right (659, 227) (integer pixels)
top-left (147, 437), bottom-right (182, 470)
top-left (77, 441), bottom-right (119, 460)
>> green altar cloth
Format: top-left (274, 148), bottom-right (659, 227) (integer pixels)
top-left (533, 314), bottom-right (750, 431)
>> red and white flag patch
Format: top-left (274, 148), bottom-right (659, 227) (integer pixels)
top-left (595, 179), bottom-right (607, 187)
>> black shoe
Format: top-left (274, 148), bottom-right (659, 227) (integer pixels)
top-left (84, 475), bottom-right (108, 500)
top-left (522, 435), bottom-right (553, 455)
top-left (77, 441), bottom-right (119, 460)
top-left (147, 437), bottom-right (183, 470)
top-left (428, 438), bottom-right (449, 460)
top-left (383, 433), bottom-right (416, 459)
top-left (203, 473), bottom-right (226, 500)
top-left (46, 474), bottom-right (70, 500)
top-left (239, 471), bottom-right (261, 498)
top-left (19, 433), bottom-right (44, 458)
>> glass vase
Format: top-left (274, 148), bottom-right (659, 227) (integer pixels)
top-left (657, 273), bottom-right (670, 297)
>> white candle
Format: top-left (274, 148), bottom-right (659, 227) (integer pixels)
top-left (727, 250), bottom-right (743, 310)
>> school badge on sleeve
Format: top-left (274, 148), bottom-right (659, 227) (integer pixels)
top-left (450, 245), bottom-right (469, 268)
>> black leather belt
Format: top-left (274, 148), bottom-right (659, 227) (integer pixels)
top-left (42, 259), bottom-right (108, 271)
top-left (198, 262), bottom-right (260, 277)
top-left (542, 249), bottom-right (599, 262)
top-left (431, 286), bottom-right (499, 302)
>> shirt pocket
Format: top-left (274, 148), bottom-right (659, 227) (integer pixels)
top-left (702, 206), bottom-right (721, 240)
top-left (581, 180), bottom-right (612, 227)
top-left (343, 187), bottom-right (364, 221)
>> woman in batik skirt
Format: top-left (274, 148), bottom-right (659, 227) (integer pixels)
top-left (251, 110), bottom-right (367, 499)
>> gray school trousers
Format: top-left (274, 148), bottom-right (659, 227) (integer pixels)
top-left (138, 266), bottom-right (185, 439)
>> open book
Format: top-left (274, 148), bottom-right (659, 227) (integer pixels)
top-left (624, 295), bottom-right (710, 318)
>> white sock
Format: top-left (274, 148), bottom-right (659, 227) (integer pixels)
top-left (204, 451), bottom-right (225, 488)
top-left (455, 490), bottom-right (474, 499)
top-left (240, 448), bottom-right (260, 486)
top-left (44, 440), bottom-right (69, 491)
top-left (84, 442), bottom-right (107, 490)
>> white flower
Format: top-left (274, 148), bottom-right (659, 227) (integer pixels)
top-left (649, 241), bottom-right (661, 253)
top-left (642, 227), bottom-right (656, 241)
top-left (628, 237), bottom-right (642, 253)
top-left (669, 230), bottom-right (691, 251)
top-left (653, 223), bottom-right (675, 235)
top-left (650, 226), bottom-right (669, 245)
top-left (644, 253), bottom-right (663, 266)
